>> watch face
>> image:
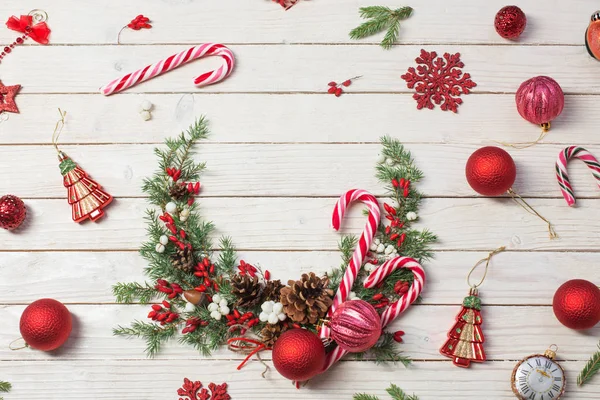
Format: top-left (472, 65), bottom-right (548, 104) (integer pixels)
top-left (512, 355), bottom-right (565, 399)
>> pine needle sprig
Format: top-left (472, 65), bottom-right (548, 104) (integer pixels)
top-left (354, 384), bottom-right (419, 400)
top-left (578, 341), bottom-right (600, 386)
top-left (113, 282), bottom-right (157, 304)
top-left (349, 6), bottom-right (413, 49)
top-left (113, 321), bottom-right (177, 357)
top-left (0, 381), bottom-right (11, 393)
top-left (354, 332), bottom-right (412, 365)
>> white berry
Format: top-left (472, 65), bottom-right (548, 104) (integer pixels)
top-left (159, 235), bottom-right (169, 245)
top-left (349, 291), bottom-right (359, 300)
top-left (277, 313), bottom-right (286, 321)
top-left (378, 153), bottom-right (386, 164)
top-left (212, 294), bottom-right (222, 304)
top-left (272, 302), bottom-right (283, 314)
top-left (165, 202), bottom-right (177, 214)
top-left (180, 215), bottom-right (188, 222)
top-left (369, 243), bottom-right (377, 252)
top-left (208, 303), bottom-right (218, 312)
top-left (180, 208), bottom-right (190, 218)
top-left (140, 110), bottom-right (152, 121)
top-left (184, 302), bottom-right (196, 312)
top-left (210, 310), bottom-right (222, 320)
top-left (261, 301), bottom-right (274, 313)
top-left (364, 263), bottom-right (374, 272)
top-left (155, 243), bottom-right (165, 253)
top-left (406, 211), bottom-right (418, 221)
top-left (140, 100), bottom-right (153, 111)
top-left (220, 305), bottom-right (230, 315)
top-left (385, 245), bottom-right (395, 255)
top-left (268, 313), bottom-right (279, 324)
top-left (386, 158), bottom-right (394, 166)
top-left (374, 238), bottom-right (381, 245)
top-left (376, 243), bottom-right (385, 253)
top-left (259, 312), bottom-right (269, 322)
top-left (219, 299), bottom-right (228, 307)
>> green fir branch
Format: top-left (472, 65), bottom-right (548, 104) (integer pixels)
top-left (113, 321), bottom-right (177, 358)
top-left (354, 332), bottom-right (412, 365)
top-left (349, 6), bottom-right (413, 49)
top-left (0, 381), bottom-right (11, 393)
top-left (354, 384), bottom-right (419, 400)
top-left (113, 282), bottom-right (157, 304)
top-left (179, 308), bottom-right (229, 356)
top-left (578, 341), bottom-right (600, 386)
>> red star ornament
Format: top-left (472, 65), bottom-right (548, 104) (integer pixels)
top-left (0, 81), bottom-right (20, 113)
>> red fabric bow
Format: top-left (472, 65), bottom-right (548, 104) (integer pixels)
top-left (6, 15), bottom-right (51, 45)
top-left (127, 15), bottom-right (151, 30)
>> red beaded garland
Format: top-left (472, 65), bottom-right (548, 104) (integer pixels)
top-left (494, 6), bottom-right (527, 39)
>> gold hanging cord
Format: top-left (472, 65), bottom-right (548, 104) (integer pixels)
top-left (496, 122), bottom-right (551, 149)
top-left (51, 108), bottom-right (67, 154)
top-left (507, 188), bottom-right (558, 239)
top-left (466, 246), bottom-right (507, 289)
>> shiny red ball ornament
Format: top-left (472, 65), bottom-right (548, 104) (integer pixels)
top-left (329, 300), bottom-right (381, 353)
top-left (516, 76), bottom-right (564, 127)
top-left (585, 11), bottom-right (600, 60)
top-left (0, 194), bottom-right (26, 230)
top-left (272, 328), bottom-right (325, 381)
top-left (465, 146), bottom-right (516, 196)
top-left (494, 6), bottom-right (526, 39)
top-left (553, 279), bottom-right (600, 330)
top-left (20, 299), bottom-right (73, 351)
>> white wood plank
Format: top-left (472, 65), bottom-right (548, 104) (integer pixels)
top-left (0, 198), bottom-right (598, 251)
top-left (2, 359), bottom-right (595, 399)
top-left (1, 45), bottom-right (599, 94)
top-left (1, 304), bottom-right (599, 361)
top-left (2, 251), bottom-right (599, 306)
top-left (3, 143), bottom-right (600, 198)
top-left (1, 94), bottom-right (599, 145)
top-left (0, 0), bottom-right (595, 45)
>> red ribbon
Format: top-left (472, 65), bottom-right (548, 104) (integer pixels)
top-left (6, 15), bottom-right (51, 45)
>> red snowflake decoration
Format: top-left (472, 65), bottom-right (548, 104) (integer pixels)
top-left (401, 49), bottom-right (476, 113)
top-left (177, 378), bottom-right (231, 400)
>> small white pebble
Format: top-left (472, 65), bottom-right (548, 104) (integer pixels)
top-left (155, 243), bottom-right (165, 253)
top-left (406, 211), bottom-right (418, 221)
top-left (159, 235), bottom-right (169, 245)
top-left (165, 202), bottom-right (177, 214)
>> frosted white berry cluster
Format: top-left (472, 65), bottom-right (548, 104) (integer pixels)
top-left (259, 301), bottom-right (287, 324)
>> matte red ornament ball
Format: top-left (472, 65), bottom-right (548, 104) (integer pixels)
top-left (552, 279), bottom-right (600, 330)
top-left (495, 6), bottom-right (527, 39)
top-left (272, 328), bottom-right (325, 381)
top-left (465, 146), bottom-right (516, 196)
top-left (0, 194), bottom-right (26, 230)
top-left (20, 299), bottom-right (73, 351)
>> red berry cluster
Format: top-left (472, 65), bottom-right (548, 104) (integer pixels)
top-left (272, 0), bottom-right (299, 10)
top-left (148, 300), bottom-right (179, 325)
top-left (182, 317), bottom-right (209, 334)
top-left (371, 293), bottom-right (390, 310)
top-left (238, 260), bottom-right (258, 277)
top-left (393, 330), bottom-right (405, 343)
top-left (327, 76), bottom-right (361, 97)
top-left (128, 15), bottom-right (151, 30)
top-left (166, 167), bottom-right (201, 206)
top-left (225, 309), bottom-right (259, 334)
top-left (159, 212), bottom-right (190, 251)
top-left (193, 257), bottom-right (220, 292)
top-left (155, 279), bottom-right (183, 299)
top-left (394, 280), bottom-right (409, 296)
top-left (391, 177), bottom-right (411, 198)
top-left (383, 203), bottom-right (406, 248)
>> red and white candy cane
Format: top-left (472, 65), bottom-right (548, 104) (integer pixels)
top-left (322, 256), bottom-right (425, 371)
top-left (556, 146), bottom-right (600, 206)
top-left (100, 43), bottom-right (234, 95)
top-left (320, 189), bottom-right (380, 339)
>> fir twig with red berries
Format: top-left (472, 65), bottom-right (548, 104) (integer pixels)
top-left (327, 76), bottom-right (362, 97)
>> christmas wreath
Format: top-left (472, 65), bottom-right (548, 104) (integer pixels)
top-left (113, 117), bottom-right (436, 380)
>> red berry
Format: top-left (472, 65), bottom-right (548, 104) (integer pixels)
top-left (328, 81), bottom-right (337, 86)
top-left (327, 86), bottom-right (337, 94)
top-left (335, 88), bottom-right (343, 97)
top-left (342, 80), bottom-right (352, 87)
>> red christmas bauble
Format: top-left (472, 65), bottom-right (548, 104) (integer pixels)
top-left (272, 328), bottom-right (325, 381)
top-left (516, 76), bottom-right (564, 126)
top-left (20, 299), bottom-right (72, 351)
top-left (586, 11), bottom-right (600, 60)
top-left (0, 194), bottom-right (26, 230)
top-left (494, 6), bottom-right (527, 39)
top-left (465, 146), bottom-right (516, 196)
top-left (553, 279), bottom-right (600, 330)
top-left (329, 300), bottom-right (381, 353)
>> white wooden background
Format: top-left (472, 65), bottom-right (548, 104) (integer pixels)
top-left (0, 0), bottom-right (600, 398)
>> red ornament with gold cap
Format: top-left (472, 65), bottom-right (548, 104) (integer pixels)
top-left (586, 11), bottom-right (600, 60)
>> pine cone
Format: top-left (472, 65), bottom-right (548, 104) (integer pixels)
top-left (171, 247), bottom-right (195, 273)
top-left (169, 183), bottom-right (188, 200)
top-left (263, 279), bottom-right (284, 302)
top-left (231, 274), bottom-right (263, 308)
top-left (260, 323), bottom-right (289, 347)
top-left (279, 272), bottom-right (334, 325)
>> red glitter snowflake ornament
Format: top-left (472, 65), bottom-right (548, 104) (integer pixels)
top-left (401, 49), bottom-right (476, 113)
top-left (177, 378), bottom-right (231, 400)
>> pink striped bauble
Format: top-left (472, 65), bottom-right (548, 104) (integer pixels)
top-left (329, 300), bottom-right (381, 353)
top-left (515, 76), bottom-right (564, 127)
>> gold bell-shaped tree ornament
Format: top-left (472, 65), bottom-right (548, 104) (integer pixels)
top-left (585, 11), bottom-right (600, 60)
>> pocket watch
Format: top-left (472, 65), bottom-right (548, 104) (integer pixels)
top-left (511, 345), bottom-right (565, 400)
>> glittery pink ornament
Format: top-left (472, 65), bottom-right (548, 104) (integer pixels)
top-left (329, 300), bottom-right (381, 353)
top-left (515, 76), bottom-right (564, 129)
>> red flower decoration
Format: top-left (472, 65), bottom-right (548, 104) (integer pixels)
top-left (5, 15), bottom-right (51, 44)
top-left (127, 15), bottom-right (151, 30)
top-left (401, 49), bottom-right (476, 113)
top-left (177, 379), bottom-right (231, 400)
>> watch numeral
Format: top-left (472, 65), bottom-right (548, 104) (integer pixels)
top-left (527, 362), bottom-right (534, 369)
top-left (529, 393), bottom-right (536, 400)
top-left (552, 384), bottom-right (561, 392)
top-left (553, 377), bottom-right (561, 382)
top-left (548, 392), bottom-right (555, 399)
top-left (536, 359), bottom-right (542, 367)
top-left (551, 368), bottom-right (558, 373)
top-left (545, 360), bottom-right (552, 369)
top-left (521, 385), bottom-right (530, 395)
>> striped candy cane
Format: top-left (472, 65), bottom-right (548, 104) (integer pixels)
top-left (100, 43), bottom-right (234, 95)
top-left (320, 189), bottom-right (380, 339)
top-left (556, 146), bottom-right (600, 206)
top-left (322, 256), bottom-right (425, 371)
